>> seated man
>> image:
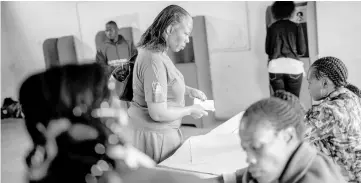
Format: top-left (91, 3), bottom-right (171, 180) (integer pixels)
top-left (96, 20), bottom-right (137, 77)
top-left (213, 97), bottom-right (345, 183)
top-left (96, 21), bottom-right (138, 108)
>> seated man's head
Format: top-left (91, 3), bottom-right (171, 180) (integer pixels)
top-left (307, 56), bottom-right (361, 101)
top-left (105, 21), bottom-right (119, 40)
top-left (239, 97), bottom-right (305, 183)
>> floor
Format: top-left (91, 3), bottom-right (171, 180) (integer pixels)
top-left (0, 118), bottom-right (223, 183)
top-left (1, 119), bottom-right (31, 183)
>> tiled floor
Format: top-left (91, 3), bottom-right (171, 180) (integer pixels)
top-left (1, 118), bottom-right (223, 183)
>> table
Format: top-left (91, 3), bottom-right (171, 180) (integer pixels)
top-left (157, 112), bottom-right (247, 178)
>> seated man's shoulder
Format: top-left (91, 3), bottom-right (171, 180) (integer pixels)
top-left (229, 150), bottom-right (346, 183)
top-left (301, 152), bottom-right (346, 183)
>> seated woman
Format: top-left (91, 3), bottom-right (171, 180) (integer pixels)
top-left (305, 56), bottom-right (361, 182)
top-left (19, 63), bottom-right (208, 183)
top-left (215, 97), bottom-right (345, 183)
top-left (129, 4), bottom-right (208, 163)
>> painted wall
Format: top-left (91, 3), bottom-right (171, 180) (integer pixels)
top-left (316, 1), bottom-right (361, 89)
top-left (1, 1), bottom-right (81, 102)
top-left (210, 2), bottom-right (272, 119)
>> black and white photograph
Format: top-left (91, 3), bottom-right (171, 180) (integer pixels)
top-left (1, 1), bottom-right (361, 183)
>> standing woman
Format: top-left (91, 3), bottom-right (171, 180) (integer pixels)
top-left (128, 5), bottom-right (208, 163)
top-left (266, 1), bottom-right (307, 97)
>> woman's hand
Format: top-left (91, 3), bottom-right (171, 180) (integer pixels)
top-left (189, 88), bottom-right (207, 101)
top-left (107, 144), bottom-right (156, 169)
top-left (190, 104), bottom-right (208, 119)
top-left (92, 97), bottom-right (129, 126)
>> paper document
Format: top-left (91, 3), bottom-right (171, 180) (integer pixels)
top-left (208, 111), bottom-right (244, 135)
top-left (189, 133), bottom-right (245, 164)
top-left (109, 59), bottom-right (128, 66)
top-left (194, 98), bottom-right (215, 111)
top-left (159, 133), bottom-right (248, 175)
top-left (159, 112), bottom-right (249, 175)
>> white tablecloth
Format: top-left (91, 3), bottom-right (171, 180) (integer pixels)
top-left (158, 112), bottom-right (247, 178)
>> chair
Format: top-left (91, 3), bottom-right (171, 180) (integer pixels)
top-left (42, 35), bottom-right (78, 69)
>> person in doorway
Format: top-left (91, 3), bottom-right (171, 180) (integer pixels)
top-left (128, 4), bottom-right (209, 163)
top-left (266, 1), bottom-right (306, 97)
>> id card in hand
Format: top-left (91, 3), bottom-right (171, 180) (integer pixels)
top-left (194, 98), bottom-right (215, 111)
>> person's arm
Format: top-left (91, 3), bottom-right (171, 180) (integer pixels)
top-left (96, 49), bottom-right (114, 77)
top-left (265, 27), bottom-right (271, 56)
top-left (265, 6), bottom-right (273, 29)
top-left (144, 60), bottom-right (192, 122)
top-left (129, 40), bottom-right (138, 58)
top-left (304, 101), bottom-right (346, 157)
top-left (185, 86), bottom-right (193, 95)
top-left (304, 101), bottom-right (340, 143)
top-left (185, 85), bottom-right (207, 101)
top-left (96, 48), bottom-right (108, 66)
top-left (296, 24), bottom-right (306, 56)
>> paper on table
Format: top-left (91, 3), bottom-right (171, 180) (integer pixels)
top-left (208, 111), bottom-right (244, 136)
top-left (159, 133), bottom-right (248, 175)
top-left (160, 153), bottom-right (246, 176)
top-left (161, 134), bottom-right (248, 175)
top-left (193, 98), bottom-right (215, 111)
top-left (189, 133), bottom-right (245, 164)
top-left (159, 112), bottom-right (249, 175)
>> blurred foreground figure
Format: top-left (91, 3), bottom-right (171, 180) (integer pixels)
top-left (19, 63), bottom-right (209, 183)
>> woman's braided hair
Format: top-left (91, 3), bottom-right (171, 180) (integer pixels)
top-left (311, 56), bottom-right (361, 97)
top-left (273, 90), bottom-right (306, 114)
top-left (137, 5), bottom-right (190, 52)
top-left (242, 97), bottom-right (306, 139)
